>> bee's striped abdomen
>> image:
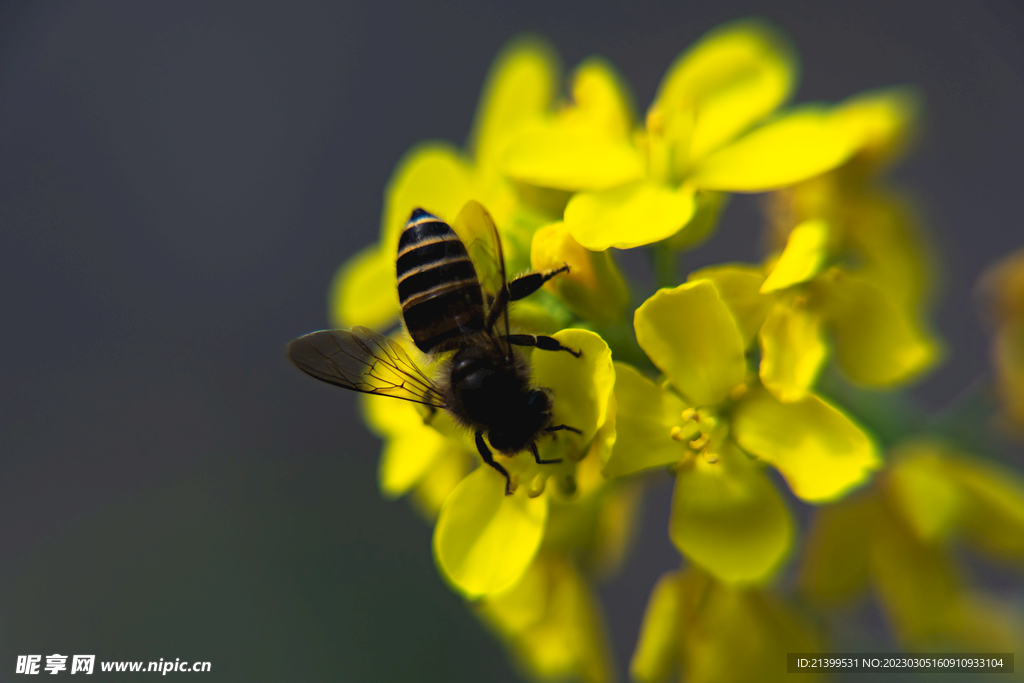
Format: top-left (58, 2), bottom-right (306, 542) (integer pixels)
top-left (397, 209), bottom-right (485, 353)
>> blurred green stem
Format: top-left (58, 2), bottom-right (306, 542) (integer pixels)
top-left (651, 243), bottom-right (679, 290)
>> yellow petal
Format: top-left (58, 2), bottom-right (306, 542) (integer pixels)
top-left (732, 387), bottom-right (881, 502)
top-left (566, 57), bottom-right (636, 139)
top-left (758, 301), bottom-right (828, 402)
top-left (832, 86), bottom-right (920, 169)
top-left (378, 427), bottom-right (453, 499)
top-left (689, 108), bottom-right (857, 191)
top-left (630, 571), bottom-right (683, 683)
top-left (603, 362), bottom-right (686, 477)
top-left (361, 386), bottom-right (426, 438)
top-left (409, 447), bottom-right (473, 521)
top-left (470, 36), bottom-right (559, 170)
top-left (527, 561), bottom-right (615, 683)
top-left (941, 448), bottom-right (1024, 562)
top-left (979, 249), bottom-right (1024, 432)
top-left (484, 557), bottom-right (615, 683)
top-left (978, 247), bottom-right (1024, 323)
top-left (433, 465), bottom-right (549, 598)
top-left (654, 19), bottom-right (796, 164)
top-left (759, 219), bottom-right (830, 293)
top-left (885, 442), bottom-right (963, 542)
top-left (868, 506), bottom-right (968, 646)
top-left (366, 390), bottom-right (473, 516)
top-left (670, 442), bottom-right (794, 584)
top-left (687, 264), bottom-right (771, 346)
top-left (886, 440), bottom-right (1024, 561)
top-left (871, 506), bottom-right (1024, 649)
top-left (585, 480), bottom-right (642, 576)
top-left (843, 191), bottom-right (934, 312)
top-left (530, 222), bottom-right (630, 325)
top-left (328, 245), bottom-right (399, 329)
top-left (382, 143), bottom-right (475, 247)
top-left (634, 280), bottom-right (746, 406)
top-left (532, 329), bottom-right (615, 462)
top-left (502, 59), bottom-right (641, 191)
top-left (565, 181), bottom-right (696, 250)
top-left (799, 493), bottom-right (879, 605)
top-left (816, 269), bottom-right (940, 387)
top-left (477, 553), bottom-right (549, 636)
top-left (502, 124), bottom-right (646, 191)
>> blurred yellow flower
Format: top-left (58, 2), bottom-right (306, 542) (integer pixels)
top-left (631, 568), bottom-right (823, 683)
top-left (978, 248), bottom-right (1024, 434)
top-left (801, 439), bottom-right (1024, 649)
top-left (502, 20), bottom-right (864, 250)
top-left (761, 88), bottom-right (942, 390)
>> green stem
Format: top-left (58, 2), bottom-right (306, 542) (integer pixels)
top-left (651, 243), bottom-right (679, 290)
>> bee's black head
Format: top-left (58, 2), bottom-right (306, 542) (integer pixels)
top-left (487, 389), bottom-right (552, 453)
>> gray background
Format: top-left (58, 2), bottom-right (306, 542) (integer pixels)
top-left (1, 1), bottom-right (1022, 680)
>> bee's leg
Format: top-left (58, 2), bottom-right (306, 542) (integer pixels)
top-left (486, 264), bottom-right (570, 329)
top-left (506, 334), bottom-right (581, 358)
top-left (545, 424), bottom-right (582, 434)
top-left (529, 441), bottom-right (562, 465)
top-left (508, 263), bottom-right (570, 301)
top-left (476, 431), bottom-right (513, 495)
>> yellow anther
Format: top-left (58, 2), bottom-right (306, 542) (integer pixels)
top-left (689, 433), bottom-right (710, 451)
top-left (670, 425), bottom-right (686, 441)
top-left (681, 408), bottom-right (698, 421)
top-left (702, 450), bottom-right (719, 464)
top-left (729, 383), bottom-right (749, 401)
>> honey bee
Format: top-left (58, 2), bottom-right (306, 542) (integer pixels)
top-left (288, 203), bottom-right (582, 494)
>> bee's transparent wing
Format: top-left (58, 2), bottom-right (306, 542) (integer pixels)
top-left (287, 326), bottom-right (446, 407)
top-left (450, 200), bottom-right (511, 357)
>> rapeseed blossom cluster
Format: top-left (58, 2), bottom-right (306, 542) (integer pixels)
top-left (323, 20), bottom-right (1024, 683)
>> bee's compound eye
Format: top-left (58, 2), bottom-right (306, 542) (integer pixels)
top-left (489, 430), bottom-right (509, 450)
top-left (526, 390), bottom-right (550, 410)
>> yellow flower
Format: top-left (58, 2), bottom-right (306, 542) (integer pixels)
top-left (604, 280), bottom-right (880, 584)
top-left (977, 248), bottom-right (1024, 434)
top-left (631, 568), bottom-right (823, 683)
top-left (800, 439), bottom-right (1024, 649)
top-left (502, 20), bottom-right (864, 250)
top-left (329, 37), bottom-right (561, 330)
